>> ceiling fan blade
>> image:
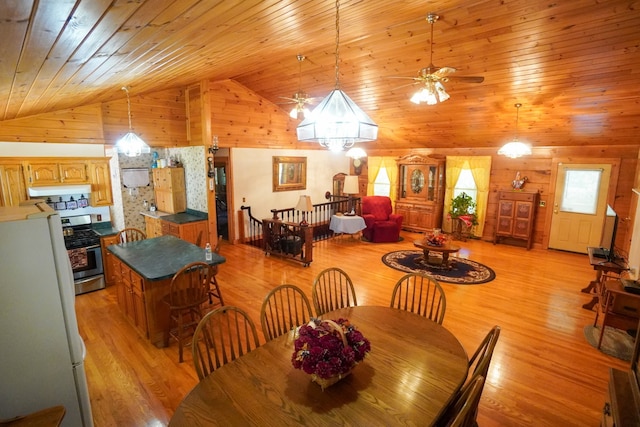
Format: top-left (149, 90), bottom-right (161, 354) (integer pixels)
top-left (391, 82), bottom-right (419, 91)
top-left (432, 67), bottom-right (457, 78)
top-left (388, 76), bottom-right (422, 81)
top-left (448, 76), bottom-right (485, 83)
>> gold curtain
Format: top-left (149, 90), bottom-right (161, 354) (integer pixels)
top-left (467, 156), bottom-right (492, 237)
top-left (366, 156), bottom-right (398, 202)
top-left (367, 157), bottom-right (382, 196)
top-left (443, 157), bottom-right (465, 233)
top-left (443, 156), bottom-right (492, 237)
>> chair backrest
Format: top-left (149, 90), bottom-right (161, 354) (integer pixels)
top-left (260, 284), bottom-right (313, 341)
top-left (312, 267), bottom-right (358, 315)
top-left (468, 325), bottom-right (501, 380)
top-left (390, 273), bottom-right (446, 324)
top-left (362, 196), bottom-right (392, 221)
top-left (447, 375), bottom-right (486, 427)
top-left (168, 262), bottom-right (211, 309)
top-left (118, 227), bottom-right (146, 243)
top-left (191, 305), bottom-right (260, 380)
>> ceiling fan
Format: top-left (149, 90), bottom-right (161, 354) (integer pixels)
top-left (279, 54), bottom-right (317, 119)
top-left (392, 12), bottom-right (484, 104)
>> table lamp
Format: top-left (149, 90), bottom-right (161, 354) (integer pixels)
top-left (343, 175), bottom-right (359, 215)
top-left (295, 195), bottom-right (313, 226)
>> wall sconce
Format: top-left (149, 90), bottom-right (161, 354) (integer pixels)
top-left (209, 135), bottom-right (219, 155)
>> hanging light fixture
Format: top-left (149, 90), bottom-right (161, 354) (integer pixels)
top-left (345, 147), bottom-right (367, 159)
top-left (116, 86), bottom-right (150, 157)
top-left (498, 103), bottom-right (532, 158)
top-left (296, 0), bottom-right (378, 152)
top-left (288, 55), bottom-right (312, 120)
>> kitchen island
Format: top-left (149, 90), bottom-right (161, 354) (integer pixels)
top-left (108, 235), bottom-right (225, 347)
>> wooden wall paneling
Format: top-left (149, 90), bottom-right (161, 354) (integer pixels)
top-left (186, 83), bottom-right (202, 145)
top-left (208, 79), bottom-right (299, 148)
top-left (101, 88), bottom-right (187, 148)
top-left (0, 105), bottom-right (104, 143)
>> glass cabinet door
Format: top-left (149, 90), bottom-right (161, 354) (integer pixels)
top-left (427, 166), bottom-right (436, 201)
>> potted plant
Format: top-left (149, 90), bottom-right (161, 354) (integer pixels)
top-left (448, 193), bottom-right (478, 239)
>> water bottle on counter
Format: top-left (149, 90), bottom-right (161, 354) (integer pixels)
top-left (205, 243), bottom-right (212, 261)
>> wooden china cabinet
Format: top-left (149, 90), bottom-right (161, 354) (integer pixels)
top-left (395, 155), bottom-right (445, 233)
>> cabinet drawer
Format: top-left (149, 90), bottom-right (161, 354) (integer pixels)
top-left (499, 191), bottom-right (535, 202)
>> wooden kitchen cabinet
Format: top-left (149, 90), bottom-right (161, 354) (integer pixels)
top-left (101, 234), bottom-right (120, 286)
top-left (143, 215), bottom-right (163, 238)
top-left (0, 162), bottom-right (27, 207)
top-left (395, 155), bottom-right (445, 233)
top-left (160, 218), bottom-right (208, 247)
top-left (153, 167), bottom-right (186, 213)
top-left (494, 190), bottom-right (539, 250)
top-left (25, 161), bottom-right (61, 185)
top-left (114, 259), bottom-right (148, 337)
top-left (88, 159), bottom-right (113, 206)
top-left (59, 161), bottom-right (90, 183)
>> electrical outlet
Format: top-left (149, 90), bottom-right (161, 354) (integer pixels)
top-left (539, 200), bottom-right (546, 207)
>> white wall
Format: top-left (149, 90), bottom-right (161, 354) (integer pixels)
top-left (232, 147), bottom-right (350, 237)
top-left (0, 142), bottom-right (106, 157)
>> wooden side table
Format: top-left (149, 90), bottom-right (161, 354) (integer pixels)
top-left (593, 280), bottom-right (640, 348)
top-left (582, 247), bottom-right (626, 310)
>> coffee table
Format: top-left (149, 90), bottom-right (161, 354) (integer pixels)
top-left (413, 239), bottom-right (461, 269)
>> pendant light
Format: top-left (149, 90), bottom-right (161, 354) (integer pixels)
top-left (116, 86), bottom-right (150, 157)
top-left (498, 103), bottom-right (532, 158)
top-left (296, 0), bottom-right (378, 152)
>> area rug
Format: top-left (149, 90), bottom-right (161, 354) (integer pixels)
top-left (583, 325), bottom-right (634, 361)
top-left (381, 250), bottom-right (496, 285)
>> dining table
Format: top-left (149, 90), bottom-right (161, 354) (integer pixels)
top-left (169, 305), bottom-right (469, 426)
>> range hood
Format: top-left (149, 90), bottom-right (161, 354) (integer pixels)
top-left (28, 184), bottom-right (92, 197)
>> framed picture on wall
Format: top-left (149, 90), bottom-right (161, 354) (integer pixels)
top-left (273, 156), bottom-right (307, 192)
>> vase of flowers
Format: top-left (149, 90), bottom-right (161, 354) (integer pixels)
top-left (291, 318), bottom-right (371, 390)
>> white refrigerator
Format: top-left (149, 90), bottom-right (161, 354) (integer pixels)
top-left (0, 202), bottom-right (93, 426)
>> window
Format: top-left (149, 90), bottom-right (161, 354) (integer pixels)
top-left (453, 168), bottom-right (477, 207)
top-left (373, 167), bottom-right (390, 197)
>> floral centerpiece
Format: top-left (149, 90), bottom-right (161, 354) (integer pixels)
top-left (426, 231), bottom-right (447, 246)
top-left (291, 318), bottom-right (371, 390)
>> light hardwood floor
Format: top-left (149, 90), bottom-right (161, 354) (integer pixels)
top-left (76, 231), bottom-right (629, 426)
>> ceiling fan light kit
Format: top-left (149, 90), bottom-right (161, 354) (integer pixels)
top-left (396, 12), bottom-right (483, 105)
top-left (296, 0), bottom-right (378, 152)
top-left (285, 54), bottom-right (314, 120)
top-left (116, 86), bottom-right (151, 157)
top-left (498, 103), bottom-right (532, 158)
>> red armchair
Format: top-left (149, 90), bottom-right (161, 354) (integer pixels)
top-left (361, 196), bottom-right (403, 243)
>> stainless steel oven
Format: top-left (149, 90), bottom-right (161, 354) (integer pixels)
top-left (62, 215), bottom-right (105, 295)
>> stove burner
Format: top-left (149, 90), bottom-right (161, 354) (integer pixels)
top-left (64, 228), bottom-right (100, 249)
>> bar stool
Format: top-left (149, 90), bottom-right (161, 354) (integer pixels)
top-left (163, 262), bottom-right (211, 363)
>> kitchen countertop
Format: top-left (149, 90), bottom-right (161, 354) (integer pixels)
top-left (107, 235), bottom-right (224, 281)
top-left (140, 210), bottom-right (170, 219)
top-left (92, 222), bottom-right (119, 237)
top-left (160, 211), bottom-right (207, 225)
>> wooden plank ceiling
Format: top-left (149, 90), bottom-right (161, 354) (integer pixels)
top-left (0, 0), bottom-right (638, 150)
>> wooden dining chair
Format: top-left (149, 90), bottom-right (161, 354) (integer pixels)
top-left (390, 273), bottom-right (446, 324)
top-left (437, 326), bottom-right (500, 427)
top-left (208, 236), bottom-right (224, 306)
top-left (260, 284), bottom-right (313, 341)
top-left (191, 305), bottom-right (260, 380)
top-left (468, 325), bottom-right (501, 380)
top-left (440, 375), bottom-right (486, 427)
top-left (163, 262), bottom-right (211, 363)
top-left (312, 267), bottom-right (358, 315)
top-left (118, 227), bottom-right (146, 243)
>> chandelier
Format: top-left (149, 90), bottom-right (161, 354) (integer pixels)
top-left (498, 103), bottom-right (532, 158)
top-left (296, 0), bottom-right (378, 152)
top-left (116, 87), bottom-right (150, 157)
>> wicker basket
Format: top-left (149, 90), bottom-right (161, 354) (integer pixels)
top-left (311, 368), bottom-right (353, 391)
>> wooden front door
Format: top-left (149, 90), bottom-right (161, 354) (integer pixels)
top-left (548, 163), bottom-right (611, 253)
